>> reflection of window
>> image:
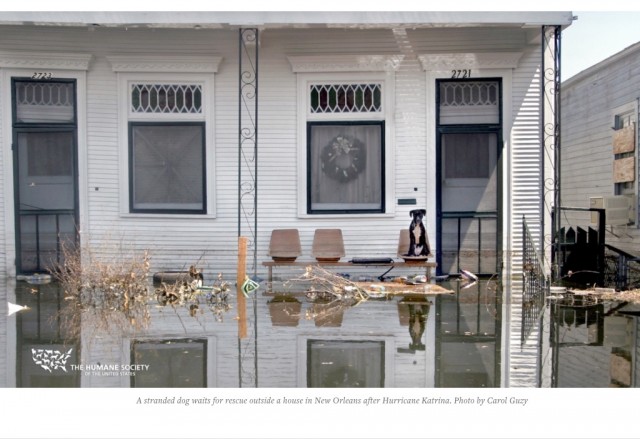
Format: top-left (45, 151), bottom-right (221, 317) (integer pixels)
top-left (131, 339), bottom-right (206, 388)
top-left (129, 122), bottom-right (205, 213)
top-left (307, 340), bottom-right (384, 388)
top-left (15, 283), bottom-right (80, 387)
top-left (308, 121), bottom-right (384, 213)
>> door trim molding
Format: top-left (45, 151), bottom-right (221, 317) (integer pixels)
top-left (2, 68), bottom-right (87, 277)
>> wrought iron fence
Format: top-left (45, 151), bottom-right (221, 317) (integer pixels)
top-left (521, 216), bottom-right (549, 345)
top-left (604, 244), bottom-right (640, 291)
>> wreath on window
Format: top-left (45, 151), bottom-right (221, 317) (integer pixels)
top-left (320, 135), bottom-right (366, 183)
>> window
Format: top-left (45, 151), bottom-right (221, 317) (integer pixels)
top-left (306, 82), bottom-right (386, 214)
top-left (307, 340), bottom-right (385, 388)
top-left (127, 80), bottom-right (207, 214)
top-left (129, 122), bottom-right (205, 213)
top-left (611, 104), bottom-right (637, 226)
top-left (130, 339), bottom-right (206, 387)
top-left (109, 55), bottom-right (220, 216)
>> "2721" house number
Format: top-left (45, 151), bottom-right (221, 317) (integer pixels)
top-left (451, 69), bottom-right (471, 79)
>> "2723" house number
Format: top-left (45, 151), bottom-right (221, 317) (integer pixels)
top-left (451, 69), bottom-right (471, 79)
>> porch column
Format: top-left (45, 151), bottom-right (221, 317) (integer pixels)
top-left (542, 25), bottom-right (562, 279)
top-left (237, 27), bottom-right (259, 388)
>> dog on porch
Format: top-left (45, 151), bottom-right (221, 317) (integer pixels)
top-left (406, 209), bottom-right (430, 257)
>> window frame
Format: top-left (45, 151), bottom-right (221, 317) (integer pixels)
top-left (306, 119), bottom-right (386, 214)
top-left (128, 121), bottom-right (207, 214)
top-left (129, 338), bottom-right (208, 388)
top-left (611, 102), bottom-right (639, 226)
top-left (116, 71), bottom-right (215, 218)
top-left (295, 71), bottom-right (395, 217)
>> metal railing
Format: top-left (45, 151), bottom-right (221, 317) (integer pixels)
top-left (440, 211), bottom-right (498, 276)
top-left (521, 216), bottom-right (549, 345)
top-left (552, 207), bottom-right (605, 286)
top-left (604, 244), bottom-right (640, 291)
top-left (18, 210), bottom-right (77, 273)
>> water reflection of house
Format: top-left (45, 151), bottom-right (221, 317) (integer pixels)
top-left (0, 11), bottom-right (572, 284)
top-left (5, 279), bottom-right (502, 388)
top-left (541, 296), bottom-right (640, 387)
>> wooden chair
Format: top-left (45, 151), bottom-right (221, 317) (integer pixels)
top-left (311, 229), bottom-right (345, 262)
top-left (268, 229), bottom-right (302, 262)
top-left (397, 228), bottom-right (431, 260)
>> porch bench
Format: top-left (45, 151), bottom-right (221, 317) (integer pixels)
top-left (261, 259), bottom-right (437, 292)
top-left (263, 227), bottom-right (436, 292)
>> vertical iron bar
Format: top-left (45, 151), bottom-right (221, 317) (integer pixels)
top-left (457, 217), bottom-right (461, 273)
top-left (477, 218), bottom-right (482, 273)
top-left (554, 26), bottom-right (562, 284)
top-left (237, 27), bottom-right (259, 388)
top-left (522, 215), bottom-right (548, 346)
top-left (598, 209), bottom-right (606, 286)
top-left (542, 25), bottom-right (562, 282)
top-left (35, 214), bottom-right (41, 271)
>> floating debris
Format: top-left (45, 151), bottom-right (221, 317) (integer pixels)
top-left (16, 273), bottom-right (52, 285)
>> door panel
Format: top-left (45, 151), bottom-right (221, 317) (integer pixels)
top-left (436, 79), bottom-right (501, 276)
top-left (439, 132), bottom-right (499, 275)
top-left (12, 79), bottom-right (78, 274)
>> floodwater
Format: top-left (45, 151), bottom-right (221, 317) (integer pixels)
top-left (3, 274), bottom-right (639, 388)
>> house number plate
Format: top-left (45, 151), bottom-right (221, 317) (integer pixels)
top-left (451, 69), bottom-right (471, 78)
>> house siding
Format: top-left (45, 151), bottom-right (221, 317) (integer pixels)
top-left (562, 43), bottom-right (640, 256)
top-left (0, 24), bottom-right (546, 281)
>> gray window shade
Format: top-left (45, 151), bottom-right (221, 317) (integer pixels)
top-left (131, 124), bottom-right (205, 212)
top-left (308, 123), bottom-right (383, 212)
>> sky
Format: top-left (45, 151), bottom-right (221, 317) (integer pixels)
top-left (562, 11), bottom-right (640, 81)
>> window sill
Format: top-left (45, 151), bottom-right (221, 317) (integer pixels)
top-left (119, 212), bottom-right (216, 220)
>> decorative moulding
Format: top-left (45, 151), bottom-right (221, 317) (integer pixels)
top-left (107, 55), bottom-right (223, 73)
top-left (288, 54), bottom-right (404, 73)
top-left (418, 52), bottom-right (523, 71)
top-left (0, 50), bottom-right (92, 70)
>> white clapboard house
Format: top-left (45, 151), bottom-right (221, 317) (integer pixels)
top-left (0, 11), bottom-right (571, 282)
top-left (0, 11), bottom-right (573, 389)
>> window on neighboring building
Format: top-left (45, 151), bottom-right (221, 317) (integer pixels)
top-left (306, 82), bottom-right (385, 214)
top-left (612, 107), bottom-right (637, 226)
top-left (127, 82), bottom-right (207, 214)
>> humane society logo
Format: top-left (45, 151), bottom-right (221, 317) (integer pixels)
top-left (31, 348), bottom-right (73, 373)
top-left (31, 348), bottom-right (149, 376)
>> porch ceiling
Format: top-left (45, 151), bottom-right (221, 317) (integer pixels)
top-left (0, 11), bottom-right (574, 29)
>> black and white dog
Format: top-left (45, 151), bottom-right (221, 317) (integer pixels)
top-left (406, 209), bottom-right (430, 257)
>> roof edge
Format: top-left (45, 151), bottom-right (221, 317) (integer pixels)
top-left (0, 11), bottom-right (575, 28)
